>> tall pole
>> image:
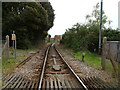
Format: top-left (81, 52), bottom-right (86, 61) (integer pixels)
top-left (99, 0), bottom-right (103, 54)
top-left (118, 1), bottom-right (120, 30)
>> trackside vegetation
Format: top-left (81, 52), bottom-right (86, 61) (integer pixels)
top-left (2, 48), bottom-right (38, 75)
top-left (61, 3), bottom-right (120, 74)
top-left (2, 2), bottom-right (54, 49)
top-left (61, 3), bottom-right (120, 53)
top-left (73, 50), bottom-right (118, 73)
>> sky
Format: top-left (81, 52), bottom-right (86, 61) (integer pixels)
top-left (48, 0), bottom-right (120, 37)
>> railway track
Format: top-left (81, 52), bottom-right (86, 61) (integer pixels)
top-left (17, 50), bottom-right (40, 68)
top-left (1, 44), bottom-right (115, 89)
top-left (38, 43), bottom-right (88, 90)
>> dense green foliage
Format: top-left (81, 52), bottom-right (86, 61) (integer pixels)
top-left (62, 24), bottom-right (120, 52)
top-left (2, 2), bottom-right (54, 49)
top-left (103, 28), bottom-right (120, 41)
top-left (61, 3), bottom-right (120, 53)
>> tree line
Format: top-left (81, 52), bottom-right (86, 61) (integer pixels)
top-left (61, 3), bottom-right (120, 53)
top-left (2, 2), bottom-right (54, 49)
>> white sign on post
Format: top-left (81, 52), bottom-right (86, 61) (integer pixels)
top-left (11, 34), bottom-right (16, 40)
top-left (12, 31), bottom-right (16, 59)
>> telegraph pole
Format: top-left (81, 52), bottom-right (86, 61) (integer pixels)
top-left (99, 0), bottom-right (103, 54)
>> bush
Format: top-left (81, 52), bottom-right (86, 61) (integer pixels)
top-left (61, 23), bottom-right (120, 53)
top-left (103, 28), bottom-right (120, 41)
top-left (17, 39), bottom-right (32, 49)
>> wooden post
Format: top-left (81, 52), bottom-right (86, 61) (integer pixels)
top-left (6, 35), bottom-right (9, 59)
top-left (3, 35), bottom-right (9, 60)
top-left (101, 37), bottom-right (107, 70)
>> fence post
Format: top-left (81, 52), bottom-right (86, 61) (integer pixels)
top-left (6, 35), bottom-right (9, 59)
top-left (101, 37), bottom-right (107, 70)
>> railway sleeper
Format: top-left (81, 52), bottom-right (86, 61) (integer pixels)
top-left (81, 76), bottom-right (115, 89)
top-left (2, 74), bottom-right (37, 89)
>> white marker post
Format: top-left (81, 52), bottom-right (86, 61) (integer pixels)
top-left (12, 31), bottom-right (16, 59)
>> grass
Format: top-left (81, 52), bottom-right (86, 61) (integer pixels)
top-left (10, 48), bottom-right (37, 55)
top-left (73, 50), bottom-right (101, 68)
top-left (2, 58), bottom-right (20, 75)
top-left (73, 50), bottom-right (118, 74)
top-left (2, 48), bottom-right (38, 75)
top-left (0, 81), bottom-right (2, 88)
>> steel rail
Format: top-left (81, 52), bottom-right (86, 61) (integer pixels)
top-left (54, 45), bottom-right (88, 90)
top-left (38, 44), bottom-right (51, 90)
top-left (38, 43), bottom-right (88, 90)
top-left (17, 50), bottom-right (39, 68)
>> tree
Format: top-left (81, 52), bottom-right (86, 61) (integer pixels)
top-left (61, 3), bottom-right (120, 53)
top-left (103, 28), bottom-right (120, 41)
top-left (2, 2), bottom-right (55, 49)
top-left (85, 3), bottom-right (112, 29)
top-left (40, 2), bottom-right (55, 30)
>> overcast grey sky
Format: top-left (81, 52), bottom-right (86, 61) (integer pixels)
top-left (48, 0), bottom-right (119, 37)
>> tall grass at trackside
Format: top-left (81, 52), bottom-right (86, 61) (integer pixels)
top-left (2, 49), bottom-right (37, 75)
top-left (73, 50), bottom-right (118, 74)
top-left (0, 81), bottom-right (2, 87)
top-left (2, 58), bottom-right (20, 75)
